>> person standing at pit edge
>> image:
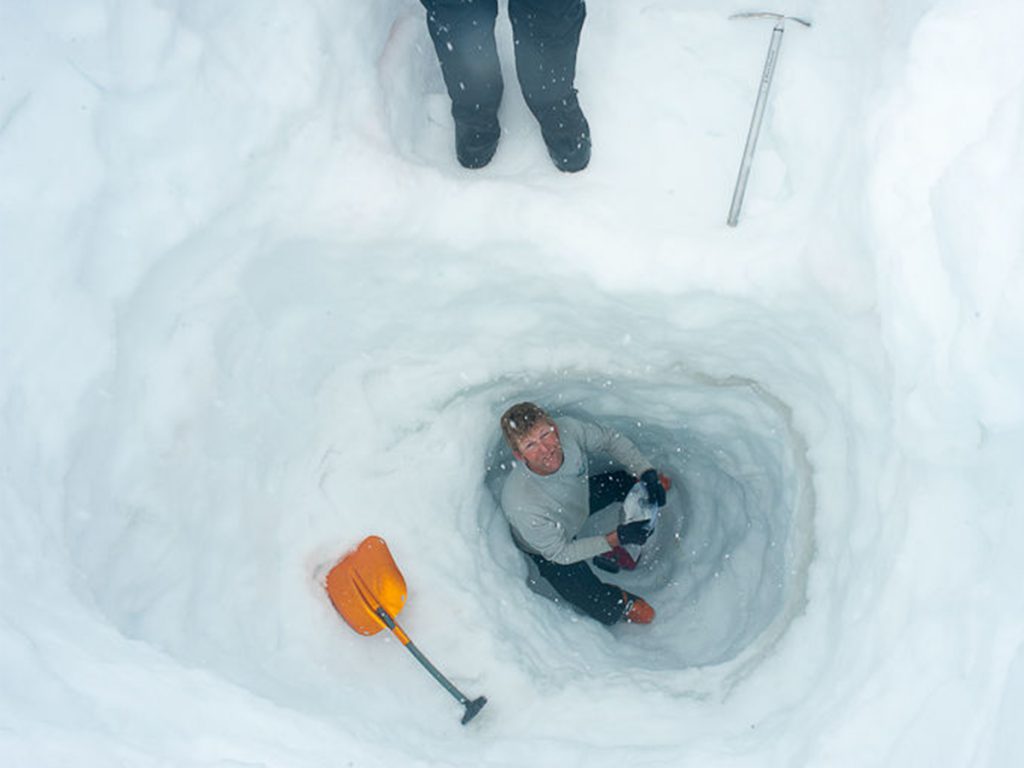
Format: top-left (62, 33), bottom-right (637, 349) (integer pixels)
top-left (419, 0), bottom-right (591, 172)
top-left (499, 402), bottom-right (670, 625)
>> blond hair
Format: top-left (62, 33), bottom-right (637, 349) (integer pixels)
top-left (500, 402), bottom-right (551, 450)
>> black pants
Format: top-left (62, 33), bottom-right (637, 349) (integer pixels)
top-left (419, 0), bottom-right (586, 129)
top-left (527, 470), bottom-right (636, 626)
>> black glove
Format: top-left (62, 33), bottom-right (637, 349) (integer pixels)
top-left (617, 520), bottom-right (653, 546)
top-left (640, 469), bottom-right (666, 507)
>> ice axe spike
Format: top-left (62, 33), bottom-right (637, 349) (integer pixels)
top-left (726, 11), bottom-right (812, 227)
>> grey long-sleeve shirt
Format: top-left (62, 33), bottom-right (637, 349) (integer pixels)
top-left (500, 416), bottom-right (653, 565)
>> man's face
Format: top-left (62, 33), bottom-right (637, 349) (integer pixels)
top-left (513, 420), bottom-right (564, 476)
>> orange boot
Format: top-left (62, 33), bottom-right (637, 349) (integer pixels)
top-left (621, 592), bottom-right (655, 624)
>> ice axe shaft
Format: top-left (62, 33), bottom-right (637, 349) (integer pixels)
top-left (727, 12), bottom-right (811, 227)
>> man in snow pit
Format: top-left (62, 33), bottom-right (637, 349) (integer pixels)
top-left (499, 402), bottom-right (668, 625)
top-left (419, 0), bottom-right (590, 172)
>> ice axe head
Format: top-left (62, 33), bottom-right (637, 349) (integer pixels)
top-left (730, 11), bottom-right (811, 28)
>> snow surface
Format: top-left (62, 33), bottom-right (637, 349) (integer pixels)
top-left (2, 0), bottom-right (1023, 766)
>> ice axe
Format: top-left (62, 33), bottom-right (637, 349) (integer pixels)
top-left (324, 535), bottom-right (488, 725)
top-left (727, 11), bottom-right (812, 227)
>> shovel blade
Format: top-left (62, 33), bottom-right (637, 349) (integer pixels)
top-left (325, 536), bottom-right (407, 636)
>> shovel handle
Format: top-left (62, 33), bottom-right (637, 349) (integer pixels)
top-left (375, 607), bottom-right (488, 725)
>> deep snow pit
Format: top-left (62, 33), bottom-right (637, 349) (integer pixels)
top-left (481, 371), bottom-right (814, 691)
top-left (45, 238), bottom-right (821, 723)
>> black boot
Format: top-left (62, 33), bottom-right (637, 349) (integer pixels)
top-left (455, 115), bottom-right (501, 169)
top-left (535, 91), bottom-right (590, 172)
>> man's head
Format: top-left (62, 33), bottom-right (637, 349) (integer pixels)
top-left (501, 402), bottom-right (564, 476)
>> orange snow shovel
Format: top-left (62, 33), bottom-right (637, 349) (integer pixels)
top-left (325, 535), bottom-right (487, 725)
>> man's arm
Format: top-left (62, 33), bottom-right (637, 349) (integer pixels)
top-left (576, 419), bottom-right (654, 478)
top-left (576, 418), bottom-right (670, 511)
top-left (515, 509), bottom-right (612, 565)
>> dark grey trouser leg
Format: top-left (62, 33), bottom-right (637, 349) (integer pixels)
top-left (506, 0), bottom-right (589, 170)
top-left (420, 0), bottom-right (504, 166)
top-left (506, 0), bottom-right (585, 114)
top-left (589, 470), bottom-right (636, 513)
top-left (529, 553), bottom-right (628, 625)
